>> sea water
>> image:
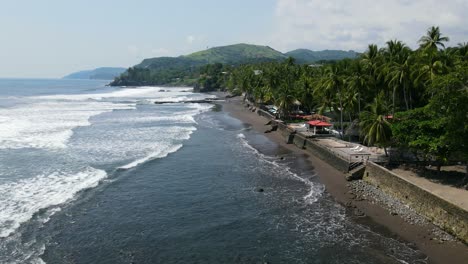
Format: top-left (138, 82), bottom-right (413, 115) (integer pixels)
top-left (0, 79), bottom-right (427, 263)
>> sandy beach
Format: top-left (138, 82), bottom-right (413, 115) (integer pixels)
top-left (221, 96), bottom-right (468, 264)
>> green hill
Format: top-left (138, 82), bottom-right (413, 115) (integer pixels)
top-left (136, 44), bottom-right (286, 70)
top-left (285, 49), bottom-right (358, 64)
top-left (110, 44), bottom-right (359, 86)
top-left (111, 44), bottom-right (288, 86)
top-left (185, 43), bottom-right (286, 64)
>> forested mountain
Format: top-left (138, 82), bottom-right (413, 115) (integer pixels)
top-left (185, 43), bottom-right (287, 64)
top-left (134, 44), bottom-right (287, 70)
top-left (64, 67), bottom-right (126, 80)
top-left (110, 44), bottom-right (354, 86)
top-left (285, 49), bottom-right (358, 63)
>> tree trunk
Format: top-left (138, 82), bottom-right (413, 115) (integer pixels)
top-left (338, 97), bottom-right (344, 139)
top-left (358, 93), bottom-right (361, 113)
top-left (403, 83), bottom-right (409, 110)
top-left (409, 84), bottom-right (413, 109)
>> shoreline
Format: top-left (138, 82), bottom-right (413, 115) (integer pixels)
top-left (219, 96), bottom-right (468, 264)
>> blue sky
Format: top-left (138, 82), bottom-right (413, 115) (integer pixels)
top-left (1, 0), bottom-right (467, 78)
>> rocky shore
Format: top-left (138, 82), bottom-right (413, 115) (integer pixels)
top-left (348, 180), bottom-right (455, 242)
top-left (219, 94), bottom-right (468, 264)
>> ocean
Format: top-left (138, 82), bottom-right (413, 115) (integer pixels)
top-left (0, 79), bottom-right (427, 263)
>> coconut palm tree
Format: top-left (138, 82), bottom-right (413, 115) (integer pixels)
top-left (273, 59), bottom-right (300, 119)
top-left (348, 61), bottom-right (373, 114)
top-left (456, 42), bottom-right (468, 60)
top-left (387, 53), bottom-right (413, 112)
top-left (413, 55), bottom-right (447, 91)
top-left (385, 40), bottom-right (408, 63)
top-left (362, 44), bottom-right (381, 77)
top-left (359, 92), bottom-right (392, 156)
top-left (298, 74), bottom-right (316, 114)
top-left (317, 65), bottom-right (345, 137)
top-left (418, 26), bottom-right (449, 52)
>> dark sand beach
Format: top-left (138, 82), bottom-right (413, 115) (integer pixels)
top-left (221, 96), bottom-right (468, 264)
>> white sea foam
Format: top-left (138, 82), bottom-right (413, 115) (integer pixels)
top-left (151, 94), bottom-right (216, 103)
top-left (33, 86), bottom-right (180, 100)
top-left (236, 133), bottom-right (246, 139)
top-left (0, 87), bottom-right (213, 150)
top-left (119, 143), bottom-right (184, 169)
top-left (237, 133), bottom-right (324, 204)
top-left (0, 101), bottom-right (135, 149)
top-left (33, 86), bottom-right (202, 102)
top-left (0, 167), bottom-right (107, 238)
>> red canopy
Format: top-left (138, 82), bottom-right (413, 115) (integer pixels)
top-left (307, 120), bottom-right (332, 127)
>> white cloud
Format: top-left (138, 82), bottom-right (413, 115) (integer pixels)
top-left (272, 0), bottom-right (468, 51)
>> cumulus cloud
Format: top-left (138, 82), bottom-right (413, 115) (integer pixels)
top-left (272, 0), bottom-right (468, 51)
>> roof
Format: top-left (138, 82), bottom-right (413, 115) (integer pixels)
top-left (303, 114), bottom-right (331, 122)
top-left (307, 120), bottom-right (333, 127)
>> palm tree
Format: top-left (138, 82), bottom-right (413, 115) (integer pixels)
top-left (385, 40), bottom-right (407, 63)
top-left (317, 65), bottom-right (345, 138)
top-left (457, 42), bottom-right (468, 60)
top-left (359, 92), bottom-right (392, 156)
top-left (274, 60), bottom-right (299, 119)
top-left (362, 44), bottom-right (381, 77)
top-left (418, 26), bottom-right (449, 52)
top-left (387, 53), bottom-right (412, 112)
top-left (413, 55), bottom-right (447, 91)
top-left (348, 61), bottom-right (373, 114)
top-left (298, 74), bottom-right (316, 114)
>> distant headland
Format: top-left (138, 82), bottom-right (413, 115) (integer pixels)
top-left (63, 67), bottom-right (127, 80)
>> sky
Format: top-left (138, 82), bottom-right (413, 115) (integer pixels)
top-left (0, 0), bottom-right (467, 78)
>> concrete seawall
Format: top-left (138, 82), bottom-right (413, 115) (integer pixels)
top-left (363, 162), bottom-right (468, 244)
top-left (254, 107), bottom-right (467, 244)
top-left (292, 133), bottom-right (350, 173)
top-left (261, 113), bottom-right (351, 173)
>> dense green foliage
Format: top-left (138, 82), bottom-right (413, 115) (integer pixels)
top-left (285, 49), bottom-right (359, 64)
top-left (221, 27), bottom-right (467, 167)
top-left (196, 63), bottom-right (233, 92)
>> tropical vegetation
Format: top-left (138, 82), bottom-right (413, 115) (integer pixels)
top-left (219, 27), bottom-right (467, 169)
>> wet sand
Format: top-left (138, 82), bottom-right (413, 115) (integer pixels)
top-left (221, 96), bottom-right (468, 264)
